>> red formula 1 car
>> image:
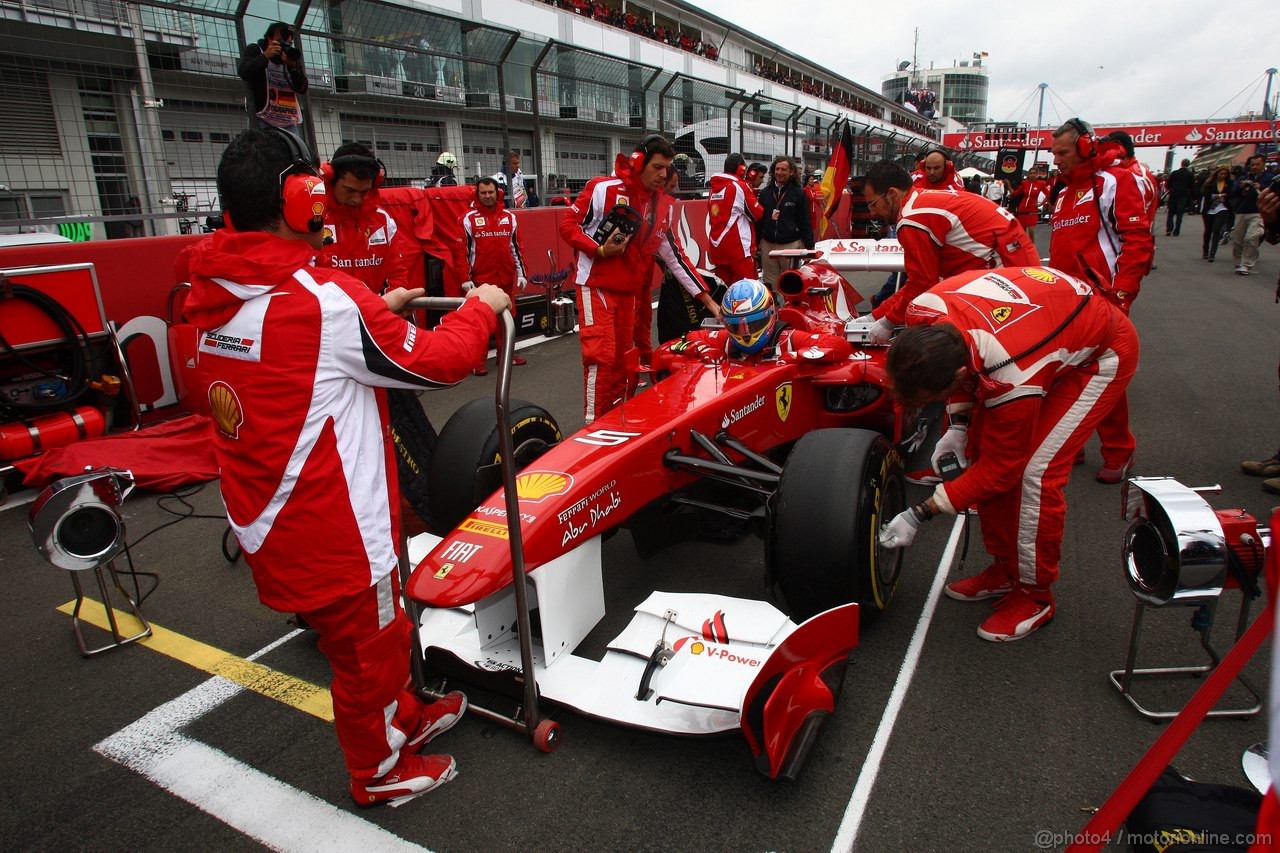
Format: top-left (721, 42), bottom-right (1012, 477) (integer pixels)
top-left (404, 238), bottom-right (922, 780)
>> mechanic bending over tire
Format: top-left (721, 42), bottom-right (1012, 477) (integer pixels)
top-left (876, 265), bottom-right (1139, 643)
top-left (185, 128), bottom-right (511, 806)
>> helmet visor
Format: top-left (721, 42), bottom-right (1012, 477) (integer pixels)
top-left (724, 308), bottom-right (774, 349)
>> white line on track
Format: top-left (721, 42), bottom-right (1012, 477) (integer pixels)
top-left (830, 513), bottom-right (968, 853)
top-left (93, 630), bottom-right (431, 853)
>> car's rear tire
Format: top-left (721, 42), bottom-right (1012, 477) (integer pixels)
top-left (770, 428), bottom-right (905, 622)
top-left (428, 398), bottom-right (562, 532)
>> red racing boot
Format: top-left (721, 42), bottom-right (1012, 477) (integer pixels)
top-left (406, 690), bottom-right (468, 751)
top-left (976, 584), bottom-right (1054, 642)
top-left (944, 563), bottom-right (1015, 602)
top-left (350, 753), bottom-right (457, 808)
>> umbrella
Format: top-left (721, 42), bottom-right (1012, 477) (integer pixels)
top-left (957, 166), bottom-right (992, 179)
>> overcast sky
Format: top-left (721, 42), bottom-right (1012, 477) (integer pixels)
top-left (695, 0), bottom-right (1279, 171)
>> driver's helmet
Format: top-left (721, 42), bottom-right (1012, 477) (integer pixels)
top-left (721, 279), bottom-right (776, 355)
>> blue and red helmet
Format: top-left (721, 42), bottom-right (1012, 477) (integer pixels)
top-left (721, 279), bottom-right (776, 354)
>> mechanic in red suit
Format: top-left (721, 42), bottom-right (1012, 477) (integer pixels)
top-left (911, 149), bottom-right (965, 192)
top-left (877, 265), bottom-right (1139, 642)
top-left (460, 176), bottom-right (529, 373)
top-left (857, 160), bottom-right (1040, 344)
top-left (185, 129), bottom-right (510, 806)
top-left (313, 142), bottom-right (410, 294)
top-left (559, 134), bottom-right (711, 423)
top-left (1048, 118), bottom-right (1155, 483)
top-left (707, 153), bottom-right (764, 284)
top-left (652, 279), bottom-right (851, 370)
top-left (1008, 164), bottom-right (1049, 241)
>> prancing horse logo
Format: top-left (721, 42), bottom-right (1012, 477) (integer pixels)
top-left (775, 381), bottom-right (792, 422)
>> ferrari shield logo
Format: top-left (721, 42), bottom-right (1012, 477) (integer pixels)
top-left (775, 381), bottom-right (792, 422)
top-left (434, 563), bottom-right (454, 579)
top-left (992, 306), bottom-right (1012, 323)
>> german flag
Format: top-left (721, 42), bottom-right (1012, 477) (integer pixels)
top-left (818, 120), bottom-right (853, 239)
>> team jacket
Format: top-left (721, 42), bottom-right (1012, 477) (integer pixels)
top-left (316, 190), bottom-right (410, 294)
top-left (559, 152), bottom-right (705, 297)
top-left (1010, 178), bottom-right (1048, 217)
top-left (460, 201), bottom-right (527, 289)
top-left (706, 172), bottom-right (763, 265)
top-left (904, 266), bottom-right (1130, 513)
top-left (1048, 140), bottom-right (1156, 309)
top-left (183, 230), bottom-right (496, 612)
top-left (911, 162), bottom-right (964, 192)
top-left (873, 188), bottom-right (1040, 326)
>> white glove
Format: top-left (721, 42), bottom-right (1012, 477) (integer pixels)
top-left (931, 425), bottom-right (969, 474)
top-left (878, 509), bottom-right (921, 549)
top-left (461, 280), bottom-right (475, 293)
top-left (866, 316), bottom-right (895, 345)
top-left (516, 276), bottom-right (528, 292)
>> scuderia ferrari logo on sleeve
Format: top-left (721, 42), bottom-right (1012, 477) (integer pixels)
top-left (775, 381), bottom-right (792, 422)
top-left (992, 306), bottom-right (1013, 323)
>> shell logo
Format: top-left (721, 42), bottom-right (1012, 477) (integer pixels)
top-left (311, 200), bottom-right (325, 216)
top-left (515, 471), bottom-right (573, 502)
top-left (209, 381), bottom-right (244, 439)
top-left (689, 641), bottom-right (705, 655)
top-left (1021, 267), bottom-right (1058, 283)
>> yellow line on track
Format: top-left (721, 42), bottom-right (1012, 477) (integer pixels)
top-left (57, 599), bottom-right (334, 722)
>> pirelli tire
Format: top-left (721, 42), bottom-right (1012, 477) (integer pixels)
top-left (428, 398), bottom-right (562, 532)
top-left (770, 428), bottom-right (905, 623)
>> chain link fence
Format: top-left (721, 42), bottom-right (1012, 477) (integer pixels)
top-left (0, 0), bottom-right (949, 242)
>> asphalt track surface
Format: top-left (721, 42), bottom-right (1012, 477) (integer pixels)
top-left (3, 230), bottom-right (1278, 852)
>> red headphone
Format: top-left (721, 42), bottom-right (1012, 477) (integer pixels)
top-left (270, 129), bottom-right (326, 234)
top-left (320, 153), bottom-right (386, 188)
top-left (629, 133), bottom-right (667, 173)
top-left (1065, 117), bottom-right (1096, 160)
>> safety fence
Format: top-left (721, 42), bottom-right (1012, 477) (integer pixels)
top-left (0, 0), bottom-right (961, 242)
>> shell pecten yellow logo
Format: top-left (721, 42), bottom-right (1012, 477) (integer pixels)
top-left (515, 471), bottom-right (573, 502)
top-left (1022, 267), bottom-right (1059, 283)
top-left (209, 381), bottom-right (243, 439)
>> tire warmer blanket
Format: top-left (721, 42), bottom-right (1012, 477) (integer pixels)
top-left (16, 413), bottom-right (219, 492)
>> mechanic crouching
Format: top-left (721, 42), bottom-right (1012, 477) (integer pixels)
top-left (877, 266), bottom-right (1138, 642)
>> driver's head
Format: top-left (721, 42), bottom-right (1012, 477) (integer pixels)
top-left (721, 279), bottom-right (777, 355)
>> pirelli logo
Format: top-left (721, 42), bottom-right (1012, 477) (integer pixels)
top-left (458, 518), bottom-right (509, 540)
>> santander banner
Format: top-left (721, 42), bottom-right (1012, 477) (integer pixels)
top-left (942, 120), bottom-right (1279, 151)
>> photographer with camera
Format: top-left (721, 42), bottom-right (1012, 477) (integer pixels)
top-left (238, 22), bottom-right (309, 131)
top-left (560, 134), bottom-right (713, 423)
top-left (1228, 155), bottom-right (1275, 276)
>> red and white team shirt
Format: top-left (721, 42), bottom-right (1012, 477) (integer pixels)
top-left (874, 188), bottom-right (1040, 326)
top-left (1049, 141), bottom-right (1155, 310)
top-left (185, 230), bottom-right (495, 612)
top-left (461, 202), bottom-right (527, 292)
top-left (706, 171), bottom-right (763, 266)
top-left (904, 266), bottom-right (1129, 512)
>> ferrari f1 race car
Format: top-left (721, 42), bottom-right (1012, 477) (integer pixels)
top-left (403, 238), bottom-right (923, 780)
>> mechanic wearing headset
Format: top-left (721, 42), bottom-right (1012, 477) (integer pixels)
top-left (652, 279), bottom-right (851, 370)
top-left (185, 129), bottom-right (509, 806)
top-left (460, 176), bottom-right (529, 374)
top-left (707, 153), bottom-right (765, 284)
top-left (314, 142), bottom-right (411, 294)
top-left (560, 133), bottom-right (714, 424)
top-left (1048, 118), bottom-right (1155, 484)
top-left (911, 148), bottom-right (965, 192)
top-left (857, 160), bottom-right (1040, 344)
top-left (877, 265), bottom-right (1138, 642)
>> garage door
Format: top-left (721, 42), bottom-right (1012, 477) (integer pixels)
top-left (551, 132), bottom-right (609, 187)
top-left (340, 117), bottom-right (446, 185)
